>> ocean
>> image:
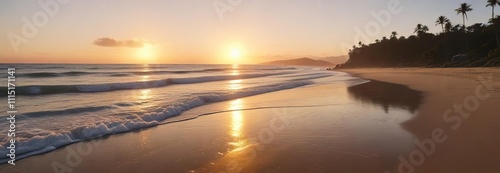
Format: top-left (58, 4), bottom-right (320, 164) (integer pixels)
top-left (0, 64), bottom-right (351, 163)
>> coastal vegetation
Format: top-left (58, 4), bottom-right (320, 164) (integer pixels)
top-left (336, 1), bottom-right (500, 68)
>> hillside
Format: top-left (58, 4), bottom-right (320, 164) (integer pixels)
top-left (336, 15), bottom-right (500, 69)
top-left (320, 55), bottom-right (348, 65)
top-left (261, 58), bottom-right (334, 67)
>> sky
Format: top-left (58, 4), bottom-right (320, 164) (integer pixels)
top-left (0, 0), bottom-right (493, 64)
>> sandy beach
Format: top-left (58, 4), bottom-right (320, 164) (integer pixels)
top-left (340, 68), bottom-right (500, 173)
top-left (1, 68), bottom-right (499, 173)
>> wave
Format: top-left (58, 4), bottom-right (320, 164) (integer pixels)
top-left (108, 73), bottom-right (132, 77)
top-left (275, 72), bottom-right (333, 78)
top-left (0, 72), bottom-right (291, 96)
top-left (288, 74), bottom-right (334, 81)
top-left (0, 80), bottom-right (313, 164)
top-left (16, 67), bottom-right (296, 78)
top-left (129, 68), bottom-right (228, 75)
top-left (21, 106), bottom-right (114, 118)
top-left (83, 66), bottom-right (296, 71)
top-left (19, 71), bottom-right (93, 78)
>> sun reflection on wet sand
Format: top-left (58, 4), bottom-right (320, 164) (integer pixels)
top-left (228, 99), bottom-right (248, 153)
top-left (229, 111), bottom-right (246, 152)
top-left (139, 129), bottom-right (152, 150)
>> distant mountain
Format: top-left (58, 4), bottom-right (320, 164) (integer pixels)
top-left (319, 55), bottom-right (348, 65)
top-left (261, 57), bottom-right (334, 67)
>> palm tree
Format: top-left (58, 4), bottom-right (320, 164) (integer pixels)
top-left (414, 24), bottom-right (429, 37)
top-left (414, 24), bottom-right (422, 34)
top-left (390, 31), bottom-right (398, 39)
top-left (487, 0), bottom-right (499, 20)
top-left (487, 0), bottom-right (500, 47)
top-left (455, 3), bottom-right (473, 47)
top-left (445, 22), bottom-right (453, 33)
top-left (455, 3), bottom-right (473, 30)
top-left (422, 25), bottom-right (429, 33)
top-left (435, 16), bottom-right (450, 33)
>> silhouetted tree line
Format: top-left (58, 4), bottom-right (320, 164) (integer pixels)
top-left (336, 1), bottom-right (500, 68)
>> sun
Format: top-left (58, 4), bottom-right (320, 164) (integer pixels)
top-left (230, 47), bottom-right (241, 59)
top-left (137, 45), bottom-right (156, 59)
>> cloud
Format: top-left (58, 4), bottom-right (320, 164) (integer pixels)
top-left (93, 37), bottom-right (151, 48)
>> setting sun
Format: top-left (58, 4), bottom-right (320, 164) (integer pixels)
top-left (230, 48), bottom-right (241, 59)
top-left (137, 45), bottom-right (156, 59)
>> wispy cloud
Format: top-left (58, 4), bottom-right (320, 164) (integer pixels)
top-left (93, 37), bottom-right (151, 48)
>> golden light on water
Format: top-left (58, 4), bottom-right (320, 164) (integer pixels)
top-left (134, 89), bottom-right (154, 110)
top-left (230, 70), bottom-right (240, 76)
top-left (141, 75), bottom-right (150, 81)
top-left (229, 99), bottom-right (243, 110)
top-left (139, 89), bottom-right (152, 100)
top-left (141, 64), bottom-right (151, 81)
top-left (228, 79), bottom-right (243, 91)
top-left (230, 63), bottom-right (240, 76)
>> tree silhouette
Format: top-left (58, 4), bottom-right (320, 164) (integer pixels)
top-left (336, 2), bottom-right (500, 69)
top-left (487, 0), bottom-right (500, 47)
top-left (414, 24), bottom-right (429, 37)
top-left (436, 16), bottom-right (450, 33)
top-left (445, 22), bottom-right (453, 33)
top-left (455, 3), bottom-right (473, 29)
top-left (455, 3), bottom-right (473, 48)
top-left (391, 31), bottom-right (398, 39)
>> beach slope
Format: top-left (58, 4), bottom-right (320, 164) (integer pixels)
top-left (340, 68), bottom-right (500, 173)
